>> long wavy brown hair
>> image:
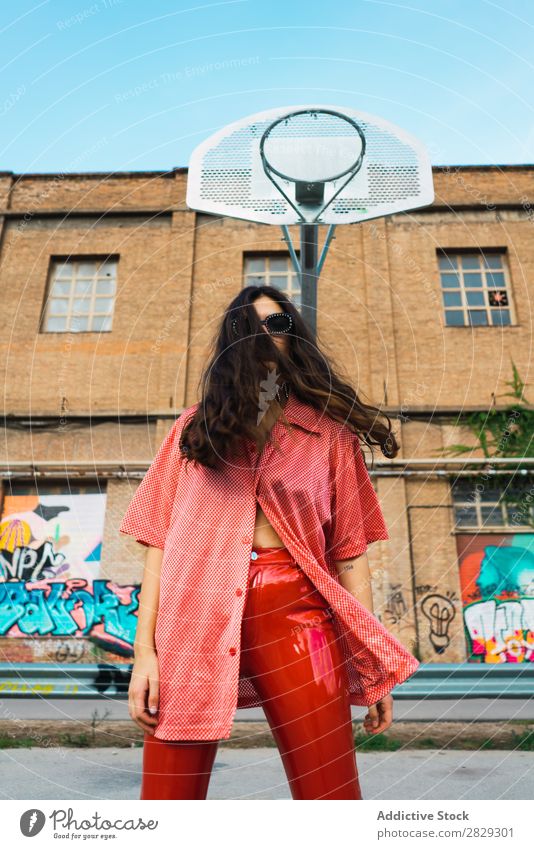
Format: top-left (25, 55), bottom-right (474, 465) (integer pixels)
top-left (179, 285), bottom-right (399, 470)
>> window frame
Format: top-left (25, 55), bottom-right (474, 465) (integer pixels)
top-left (40, 255), bottom-right (119, 334)
top-left (243, 252), bottom-right (301, 307)
top-left (437, 249), bottom-right (515, 328)
top-left (451, 475), bottom-right (534, 532)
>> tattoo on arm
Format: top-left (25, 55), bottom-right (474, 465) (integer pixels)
top-left (337, 563), bottom-right (355, 575)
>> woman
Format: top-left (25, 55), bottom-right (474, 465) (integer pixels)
top-left (119, 284), bottom-right (419, 800)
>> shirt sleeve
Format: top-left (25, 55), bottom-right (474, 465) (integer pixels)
top-left (327, 429), bottom-right (389, 561)
top-left (118, 419), bottom-right (183, 550)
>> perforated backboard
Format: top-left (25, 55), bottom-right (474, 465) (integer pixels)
top-left (187, 104), bottom-right (434, 225)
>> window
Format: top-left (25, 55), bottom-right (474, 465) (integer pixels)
top-left (438, 250), bottom-right (512, 327)
top-left (452, 476), bottom-right (534, 530)
top-left (41, 257), bottom-right (118, 332)
top-left (243, 254), bottom-right (301, 309)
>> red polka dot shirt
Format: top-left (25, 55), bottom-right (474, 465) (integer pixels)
top-left (119, 393), bottom-right (420, 740)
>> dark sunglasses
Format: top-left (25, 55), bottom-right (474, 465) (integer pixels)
top-left (232, 311), bottom-right (293, 336)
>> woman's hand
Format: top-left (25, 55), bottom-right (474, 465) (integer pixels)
top-left (128, 649), bottom-right (160, 735)
top-left (363, 694), bottom-right (393, 735)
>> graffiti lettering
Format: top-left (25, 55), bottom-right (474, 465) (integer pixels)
top-left (0, 539), bottom-right (66, 582)
top-left (464, 598), bottom-right (534, 663)
top-left (0, 579), bottom-right (139, 647)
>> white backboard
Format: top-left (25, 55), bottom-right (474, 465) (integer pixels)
top-left (187, 104), bottom-right (434, 225)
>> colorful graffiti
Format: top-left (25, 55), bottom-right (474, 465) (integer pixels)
top-left (0, 492), bottom-right (138, 656)
top-left (0, 579), bottom-right (139, 646)
top-left (458, 534), bottom-right (534, 663)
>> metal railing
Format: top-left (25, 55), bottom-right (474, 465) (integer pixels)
top-left (0, 662), bottom-right (532, 699)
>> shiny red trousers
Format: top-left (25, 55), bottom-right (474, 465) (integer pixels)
top-left (141, 545), bottom-right (362, 800)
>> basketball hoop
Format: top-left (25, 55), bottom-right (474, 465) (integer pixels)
top-left (259, 108), bottom-right (366, 224)
top-left (186, 104), bottom-right (434, 336)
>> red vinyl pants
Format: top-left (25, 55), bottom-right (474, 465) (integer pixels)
top-left (141, 545), bottom-right (362, 800)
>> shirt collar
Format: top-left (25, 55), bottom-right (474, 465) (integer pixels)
top-left (279, 392), bottom-right (323, 435)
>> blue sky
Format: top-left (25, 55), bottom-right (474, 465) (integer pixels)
top-left (1, 0), bottom-right (533, 173)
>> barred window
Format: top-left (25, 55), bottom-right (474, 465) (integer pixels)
top-left (243, 254), bottom-right (301, 309)
top-left (438, 250), bottom-right (513, 327)
top-left (452, 476), bottom-right (534, 530)
top-left (42, 257), bottom-right (118, 333)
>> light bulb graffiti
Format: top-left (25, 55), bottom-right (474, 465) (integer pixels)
top-left (420, 593), bottom-right (457, 654)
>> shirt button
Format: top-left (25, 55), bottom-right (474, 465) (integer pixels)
top-left (241, 535), bottom-right (251, 544)
top-left (229, 647), bottom-right (237, 656)
top-left (236, 588), bottom-right (243, 596)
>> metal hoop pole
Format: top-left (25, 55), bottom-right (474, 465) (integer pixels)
top-left (300, 223), bottom-right (318, 339)
top-left (317, 224), bottom-right (336, 275)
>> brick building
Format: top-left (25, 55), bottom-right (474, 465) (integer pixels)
top-left (0, 165), bottom-right (532, 675)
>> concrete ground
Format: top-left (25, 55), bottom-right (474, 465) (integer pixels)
top-left (0, 746), bottom-right (532, 800)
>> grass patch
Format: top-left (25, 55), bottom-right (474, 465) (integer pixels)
top-left (0, 721), bottom-right (533, 751)
top-left (0, 736), bottom-right (36, 749)
top-left (479, 737), bottom-right (499, 750)
top-left (354, 732), bottom-right (401, 751)
top-left (58, 733), bottom-right (91, 747)
top-left (414, 737), bottom-right (440, 749)
top-left (353, 731), bottom-right (534, 752)
top-left (511, 729), bottom-right (534, 751)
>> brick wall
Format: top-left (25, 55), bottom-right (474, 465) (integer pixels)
top-left (1, 165), bottom-right (532, 667)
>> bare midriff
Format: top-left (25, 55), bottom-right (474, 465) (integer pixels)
top-left (252, 500), bottom-right (285, 547)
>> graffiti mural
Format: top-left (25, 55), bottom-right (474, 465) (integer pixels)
top-left (0, 491), bottom-right (138, 656)
top-left (457, 534), bottom-right (534, 663)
